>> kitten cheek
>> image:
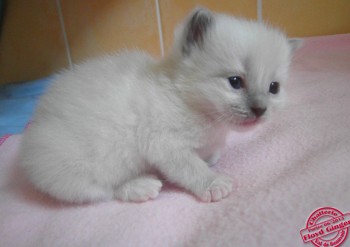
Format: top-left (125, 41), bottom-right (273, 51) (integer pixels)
top-left (270, 94), bottom-right (287, 111)
top-left (206, 90), bottom-right (232, 110)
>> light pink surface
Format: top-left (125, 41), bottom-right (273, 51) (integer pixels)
top-left (1, 34), bottom-right (350, 247)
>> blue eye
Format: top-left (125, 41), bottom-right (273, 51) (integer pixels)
top-left (228, 76), bottom-right (244, 89)
top-left (269, 82), bottom-right (280, 94)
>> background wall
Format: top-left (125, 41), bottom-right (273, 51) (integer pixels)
top-left (0, 0), bottom-right (349, 84)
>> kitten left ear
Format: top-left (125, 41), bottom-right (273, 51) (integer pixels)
top-left (182, 8), bottom-right (214, 55)
top-left (288, 38), bottom-right (303, 53)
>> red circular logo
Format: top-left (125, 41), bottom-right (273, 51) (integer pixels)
top-left (300, 207), bottom-right (350, 247)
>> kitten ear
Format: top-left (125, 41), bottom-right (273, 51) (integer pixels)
top-left (182, 7), bottom-right (214, 55)
top-left (288, 38), bottom-right (303, 53)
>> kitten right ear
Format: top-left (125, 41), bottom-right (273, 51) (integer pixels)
top-left (181, 8), bottom-right (214, 55)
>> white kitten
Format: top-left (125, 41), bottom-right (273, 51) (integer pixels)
top-left (20, 8), bottom-right (298, 203)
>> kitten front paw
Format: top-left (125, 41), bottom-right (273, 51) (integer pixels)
top-left (200, 175), bottom-right (233, 202)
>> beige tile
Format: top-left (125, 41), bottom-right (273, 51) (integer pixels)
top-left (159, 0), bottom-right (257, 53)
top-left (263, 0), bottom-right (350, 37)
top-left (61, 0), bottom-right (160, 63)
top-left (0, 0), bottom-right (68, 84)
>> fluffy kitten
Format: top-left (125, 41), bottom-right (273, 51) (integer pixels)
top-left (20, 8), bottom-right (298, 203)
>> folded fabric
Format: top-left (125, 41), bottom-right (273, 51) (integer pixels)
top-left (0, 77), bottom-right (52, 136)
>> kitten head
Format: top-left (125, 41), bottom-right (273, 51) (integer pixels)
top-left (170, 8), bottom-right (300, 130)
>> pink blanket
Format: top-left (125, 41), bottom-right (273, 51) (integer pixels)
top-left (1, 34), bottom-right (350, 247)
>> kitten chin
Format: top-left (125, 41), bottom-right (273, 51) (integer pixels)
top-left (19, 7), bottom-right (297, 204)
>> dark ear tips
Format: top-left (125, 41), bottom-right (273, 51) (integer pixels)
top-left (182, 8), bottom-right (213, 55)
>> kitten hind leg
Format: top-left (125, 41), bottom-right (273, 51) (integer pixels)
top-left (114, 175), bottom-right (163, 202)
top-left (39, 178), bottom-right (114, 203)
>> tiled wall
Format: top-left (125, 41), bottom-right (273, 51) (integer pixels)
top-left (0, 0), bottom-right (349, 84)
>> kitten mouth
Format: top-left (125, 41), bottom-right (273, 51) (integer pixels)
top-left (238, 117), bottom-right (261, 127)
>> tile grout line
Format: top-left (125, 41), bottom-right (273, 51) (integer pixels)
top-left (155, 0), bottom-right (164, 57)
top-left (257, 0), bottom-right (263, 23)
top-left (55, 0), bottom-right (73, 70)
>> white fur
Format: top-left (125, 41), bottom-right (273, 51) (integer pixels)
top-left (20, 8), bottom-right (294, 203)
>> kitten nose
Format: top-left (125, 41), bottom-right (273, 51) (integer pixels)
top-left (251, 107), bottom-right (266, 117)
